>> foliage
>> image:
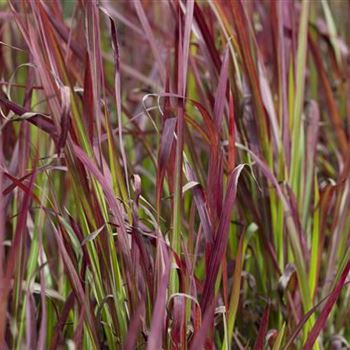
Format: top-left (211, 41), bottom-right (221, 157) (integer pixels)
top-left (0, 1), bottom-right (350, 349)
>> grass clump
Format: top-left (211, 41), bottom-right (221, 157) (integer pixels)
top-left (0, 1), bottom-right (350, 349)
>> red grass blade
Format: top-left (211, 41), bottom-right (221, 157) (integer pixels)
top-left (253, 303), bottom-right (270, 350)
top-left (146, 247), bottom-right (171, 350)
top-left (303, 259), bottom-right (350, 350)
top-left (201, 164), bottom-right (244, 311)
top-left (189, 298), bottom-right (216, 350)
